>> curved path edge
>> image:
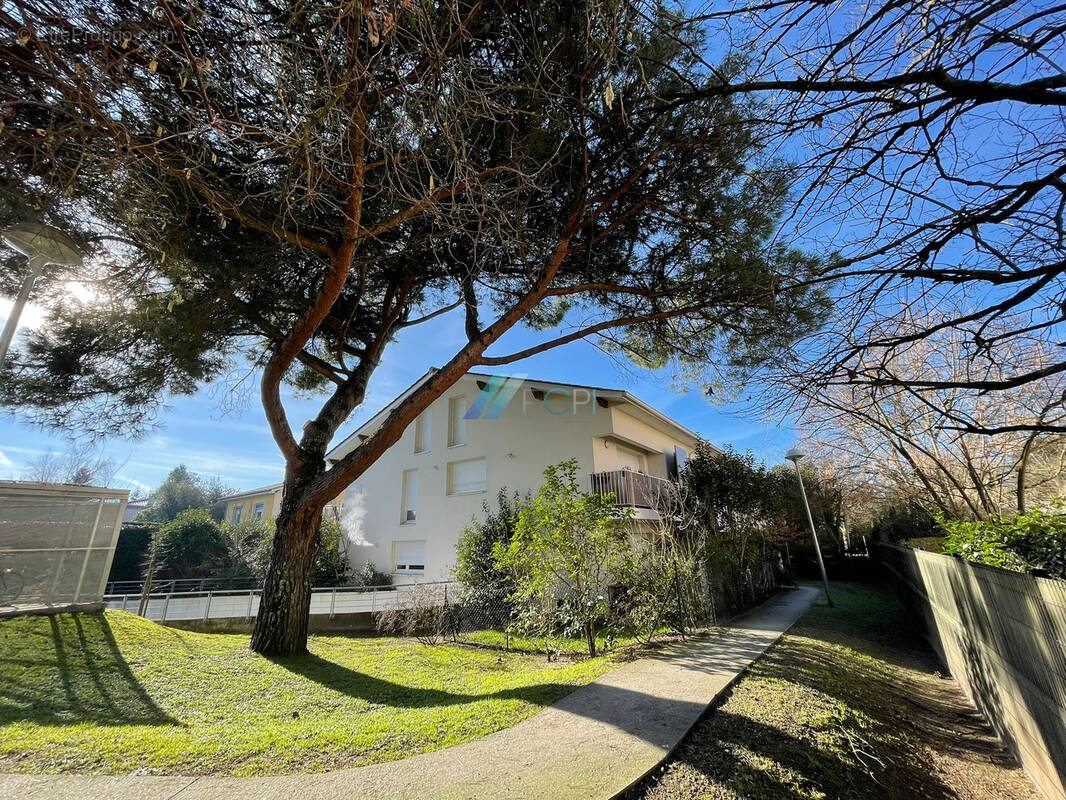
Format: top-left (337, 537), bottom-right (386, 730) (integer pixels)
top-left (1, 587), bottom-right (818, 800)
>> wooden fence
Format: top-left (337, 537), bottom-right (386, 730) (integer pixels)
top-left (876, 544), bottom-right (1066, 800)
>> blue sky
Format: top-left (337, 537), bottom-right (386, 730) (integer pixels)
top-left (0, 293), bottom-right (795, 495)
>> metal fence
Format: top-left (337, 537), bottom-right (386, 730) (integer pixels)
top-left (0, 481), bottom-right (128, 606)
top-left (104, 580), bottom-right (458, 623)
top-left (105, 575), bottom-right (262, 595)
top-left (589, 469), bottom-right (672, 508)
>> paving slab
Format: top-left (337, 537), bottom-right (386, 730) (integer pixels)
top-left (0, 587), bottom-right (817, 800)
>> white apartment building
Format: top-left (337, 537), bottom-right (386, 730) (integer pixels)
top-left (327, 370), bottom-right (709, 583)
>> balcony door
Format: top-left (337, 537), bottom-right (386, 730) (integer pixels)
top-left (616, 446), bottom-right (645, 473)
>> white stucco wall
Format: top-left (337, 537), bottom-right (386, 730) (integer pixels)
top-left (332, 374), bottom-right (700, 583)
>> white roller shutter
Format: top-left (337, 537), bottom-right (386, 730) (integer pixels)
top-left (395, 540), bottom-right (425, 572)
top-left (448, 458), bottom-right (486, 495)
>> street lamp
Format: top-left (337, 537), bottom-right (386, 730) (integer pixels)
top-left (0, 222), bottom-right (84, 366)
top-left (785, 447), bottom-right (834, 607)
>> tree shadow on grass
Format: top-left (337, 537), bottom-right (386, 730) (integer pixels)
top-left (271, 650), bottom-right (721, 753)
top-left (269, 651), bottom-right (593, 711)
top-left (627, 583), bottom-right (1038, 800)
top-left (773, 584), bottom-right (1024, 772)
top-left (0, 614), bottom-right (175, 727)
top-left (665, 709), bottom-right (960, 800)
top-left (757, 638), bottom-right (1017, 772)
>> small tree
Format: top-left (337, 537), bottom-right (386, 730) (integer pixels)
top-left (139, 466), bottom-right (233, 523)
top-left (495, 460), bottom-right (631, 657)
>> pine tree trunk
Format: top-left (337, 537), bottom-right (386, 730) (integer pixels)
top-left (250, 494), bottom-right (323, 656)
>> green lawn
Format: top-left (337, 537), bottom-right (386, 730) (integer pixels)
top-left (637, 582), bottom-right (1039, 800)
top-left (0, 610), bottom-right (621, 776)
top-left (459, 626), bottom-right (657, 655)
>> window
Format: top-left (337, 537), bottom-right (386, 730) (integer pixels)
top-left (447, 457), bottom-right (486, 495)
top-left (448, 395), bottom-right (467, 447)
top-left (253, 501), bottom-right (265, 522)
top-left (674, 446), bottom-right (689, 472)
top-left (232, 505), bottom-right (242, 524)
top-left (414, 410), bottom-right (431, 454)
top-left (394, 540), bottom-right (425, 573)
top-left (401, 468), bottom-right (418, 523)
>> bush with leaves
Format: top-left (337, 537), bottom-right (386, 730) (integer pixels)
top-left (354, 560), bottom-right (393, 589)
top-left (941, 508), bottom-right (1066, 578)
top-left (682, 444), bottom-right (789, 613)
top-left (454, 489), bottom-right (526, 615)
top-left (154, 508), bottom-right (231, 578)
top-left (310, 517), bottom-right (352, 586)
top-left (107, 522), bottom-right (159, 583)
top-left (871, 502), bottom-right (940, 544)
top-left (614, 477), bottom-right (710, 635)
top-left (617, 547), bottom-right (705, 636)
top-left (495, 460), bottom-right (632, 657)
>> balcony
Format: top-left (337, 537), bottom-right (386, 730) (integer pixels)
top-left (590, 470), bottom-right (673, 509)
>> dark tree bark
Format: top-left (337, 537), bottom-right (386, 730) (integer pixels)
top-left (250, 484), bottom-right (325, 656)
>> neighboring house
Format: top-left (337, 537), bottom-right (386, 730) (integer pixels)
top-left (222, 483), bottom-right (284, 525)
top-left (221, 483), bottom-right (342, 526)
top-left (325, 370), bottom-right (711, 583)
top-left (122, 496), bottom-right (152, 522)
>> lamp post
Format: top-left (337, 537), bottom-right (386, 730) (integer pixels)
top-left (785, 447), bottom-right (834, 607)
top-left (0, 222), bottom-right (84, 367)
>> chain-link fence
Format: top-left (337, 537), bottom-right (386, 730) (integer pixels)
top-left (372, 582), bottom-right (513, 645)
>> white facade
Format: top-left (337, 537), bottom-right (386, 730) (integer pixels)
top-left (327, 372), bottom-right (705, 583)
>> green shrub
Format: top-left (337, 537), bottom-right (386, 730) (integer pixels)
top-left (454, 489), bottom-right (525, 611)
top-left (354, 560), bottom-right (392, 588)
top-left (312, 516), bottom-right (352, 585)
top-left (107, 522), bottom-right (158, 583)
top-left (902, 536), bottom-right (946, 553)
top-left (495, 460), bottom-right (632, 657)
top-left (154, 508), bottom-right (230, 577)
top-left (941, 508), bottom-right (1066, 578)
top-left (682, 444), bottom-right (789, 614)
top-left (872, 502), bottom-right (939, 543)
top-left (617, 546), bottom-right (706, 635)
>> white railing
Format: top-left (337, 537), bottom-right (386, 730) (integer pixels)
top-left (104, 580), bottom-right (458, 623)
top-left (589, 470), bottom-right (673, 508)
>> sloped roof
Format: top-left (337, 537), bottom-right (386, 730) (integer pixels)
top-left (220, 482), bottom-right (284, 502)
top-left (325, 369), bottom-right (708, 461)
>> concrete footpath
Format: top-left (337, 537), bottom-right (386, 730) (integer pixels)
top-left (0, 587), bottom-right (818, 800)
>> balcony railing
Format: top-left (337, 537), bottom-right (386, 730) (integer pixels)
top-left (590, 470), bottom-right (673, 509)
